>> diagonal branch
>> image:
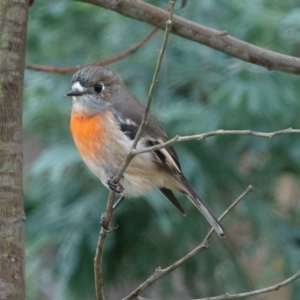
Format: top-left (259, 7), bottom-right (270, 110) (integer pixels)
top-left (25, 27), bottom-right (158, 74)
top-left (113, 0), bottom-right (175, 183)
top-left (81, 0), bottom-right (300, 75)
top-left (93, 3), bottom-right (175, 299)
top-left (123, 183), bottom-right (300, 300)
top-left (122, 186), bottom-right (253, 300)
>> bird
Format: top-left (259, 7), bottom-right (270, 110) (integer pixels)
top-left (66, 65), bottom-right (225, 238)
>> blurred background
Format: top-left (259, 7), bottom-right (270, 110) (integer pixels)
top-left (24, 0), bottom-right (300, 299)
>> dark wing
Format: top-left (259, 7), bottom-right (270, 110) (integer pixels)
top-left (144, 139), bottom-right (182, 175)
top-left (114, 113), bottom-right (182, 175)
top-left (160, 188), bottom-right (185, 215)
top-left (119, 122), bottom-right (138, 140)
top-left (114, 113), bottom-right (185, 215)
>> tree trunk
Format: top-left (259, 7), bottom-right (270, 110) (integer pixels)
top-left (0, 1), bottom-right (29, 299)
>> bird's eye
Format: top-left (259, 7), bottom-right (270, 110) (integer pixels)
top-left (94, 83), bottom-right (104, 93)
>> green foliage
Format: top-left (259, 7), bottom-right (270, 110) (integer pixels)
top-left (25, 0), bottom-right (300, 299)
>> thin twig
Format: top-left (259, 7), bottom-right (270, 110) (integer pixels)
top-left (131, 5), bottom-right (174, 150)
top-left (195, 270), bottom-right (300, 300)
top-left (204, 185), bottom-right (253, 241)
top-left (122, 186), bottom-right (253, 300)
top-left (93, 4), bottom-right (175, 299)
top-left (126, 186), bottom-right (300, 300)
top-left (131, 128), bottom-right (300, 156)
top-left (133, 269), bottom-right (300, 300)
top-left (113, 0), bottom-right (176, 183)
top-left (94, 191), bottom-right (116, 300)
top-left (26, 28), bottom-right (159, 74)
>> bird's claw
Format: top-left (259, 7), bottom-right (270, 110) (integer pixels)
top-left (107, 177), bottom-right (124, 193)
top-left (100, 215), bottom-right (118, 233)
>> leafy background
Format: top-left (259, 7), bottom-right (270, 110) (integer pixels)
top-left (24, 0), bottom-right (300, 299)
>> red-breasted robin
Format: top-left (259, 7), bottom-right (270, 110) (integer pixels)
top-left (66, 66), bottom-right (225, 238)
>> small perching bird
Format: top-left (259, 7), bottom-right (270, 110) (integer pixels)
top-left (66, 66), bottom-right (225, 238)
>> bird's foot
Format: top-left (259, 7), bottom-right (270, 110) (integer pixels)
top-left (107, 176), bottom-right (124, 193)
top-left (100, 214), bottom-right (118, 233)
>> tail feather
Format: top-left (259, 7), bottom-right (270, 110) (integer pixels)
top-left (182, 179), bottom-right (225, 238)
top-left (188, 193), bottom-right (225, 238)
top-left (160, 188), bottom-right (186, 216)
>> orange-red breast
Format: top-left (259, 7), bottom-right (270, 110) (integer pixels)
top-left (66, 66), bottom-right (225, 238)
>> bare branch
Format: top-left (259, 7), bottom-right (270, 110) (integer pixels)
top-left (132, 253), bottom-right (300, 300)
top-left (81, 0), bottom-right (300, 75)
top-left (113, 0), bottom-right (175, 184)
top-left (122, 185), bottom-right (300, 300)
top-left (204, 185), bottom-right (253, 240)
top-left (131, 4), bottom-right (174, 150)
top-left (25, 28), bottom-right (158, 74)
top-left (131, 128), bottom-right (300, 156)
top-left (94, 127), bottom-right (300, 299)
top-left (93, 3), bottom-right (175, 299)
top-left (194, 270), bottom-right (300, 300)
top-left (94, 191), bottom-right (116, 300)
top-left (122, 186), bottom-right (253, 300)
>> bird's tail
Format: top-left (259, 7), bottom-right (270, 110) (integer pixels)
top-left (182, 180), bottom-right (225, 238)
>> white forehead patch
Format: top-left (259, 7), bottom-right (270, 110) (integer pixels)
top-left (71, 81), bottom-right (84, 92)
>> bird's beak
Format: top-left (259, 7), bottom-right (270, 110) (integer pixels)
top-left (65, 90), bottom-right (84, 97)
